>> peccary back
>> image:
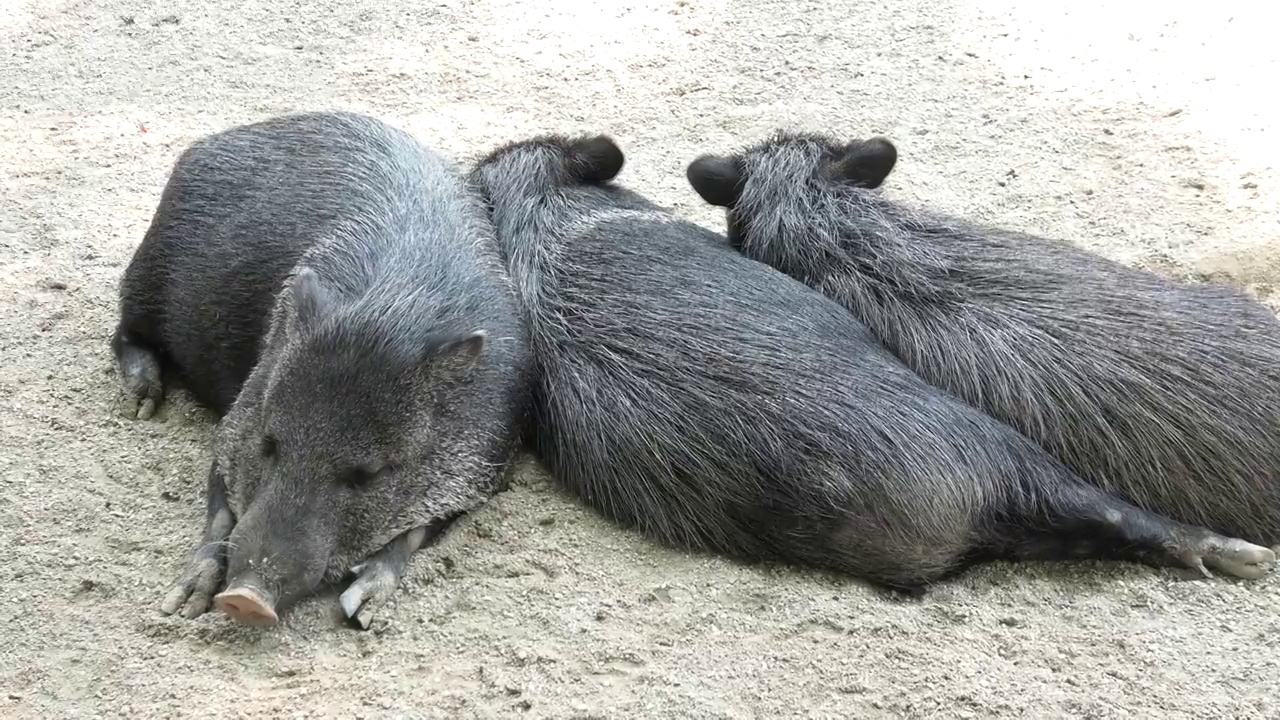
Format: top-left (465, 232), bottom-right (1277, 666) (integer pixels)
top-left (688, 131), bottom-right (1280, 546)
top-left (472, 135), bottom-right (1277, 589)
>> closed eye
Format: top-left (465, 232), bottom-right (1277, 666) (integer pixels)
top-left (339, 465), bottom-right (385, 490)
top-left (261, 434), bottom-right (279, 459)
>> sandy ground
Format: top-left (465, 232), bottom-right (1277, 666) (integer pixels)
top-left (2, 0), bottom-right (1279, 717)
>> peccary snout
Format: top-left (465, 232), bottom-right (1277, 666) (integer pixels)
top-left (214, 483), bottom-right (336, 625)
top-left (214, 578), bottom-right (278, 626)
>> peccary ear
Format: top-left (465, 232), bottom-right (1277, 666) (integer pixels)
top-left (569, 136), bottom-right (625, 184)
top-left (686, 155), bottom-right (742, 207)
top-left (430, 330), bottom-right (487, 378)
top-left (834, 137), bottom-right (897, 189)
top-left (289, 267), bottom-right (330, 330)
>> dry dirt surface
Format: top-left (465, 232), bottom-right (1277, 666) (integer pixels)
top-left (2, 0), bottom-right (1279, 718)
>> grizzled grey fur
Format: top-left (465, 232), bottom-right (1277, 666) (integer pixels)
top-left (114, 110), bottom-right (530, 626)
top-left (687, 130), bottom-right (1280, 548)
top-left (471, 133), bottom-right (1274, 590)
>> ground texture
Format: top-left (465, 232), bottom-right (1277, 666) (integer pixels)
top-left (2, 0), bottom-right (1278, 717)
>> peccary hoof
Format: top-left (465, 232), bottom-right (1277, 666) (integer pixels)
top-left (213, 588), bottom-right (279, 626)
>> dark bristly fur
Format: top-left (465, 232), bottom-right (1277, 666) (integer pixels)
top-left (472, 133), bottom-right (1274, 591)
top-left (114, 111), bottom-right (530, 625)
top-left (687, 129), bottom-right (1280, 548)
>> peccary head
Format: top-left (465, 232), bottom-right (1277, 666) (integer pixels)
top-left (685, 131), bottom-right (897, 247)
top-left (213, 266), bottom-right (487, 617)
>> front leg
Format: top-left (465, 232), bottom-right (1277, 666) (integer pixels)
top-left (339, 515), bottom-right (458, 631)
top-left (160, 460), bottom-right (236, 619)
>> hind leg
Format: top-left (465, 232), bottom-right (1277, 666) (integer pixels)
top-left (992, 478), bottom-right (1276, 580)
top-left (111, 324), bottom-right (164, 420)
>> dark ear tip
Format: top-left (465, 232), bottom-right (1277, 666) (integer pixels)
top-left (578, 134), bottom-right (622, 156)
top-left (867, 136), bottom-right (897, 159)
top-left (837, 136), bottom-right (899, 189)
top-left (868, 137), bottom-right (898, 164)
top-left (574, 135), bottom-right (625, 182)
top-left (686, 154), bottom-right (739, 186)
top-left (866, 136), bottom-right (897, 151)
top-left (685, 154), bottom-right (717, 180)
top-left (685, 154), bottom-right (741, 207)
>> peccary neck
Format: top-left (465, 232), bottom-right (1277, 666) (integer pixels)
top-left (738, 186), bottom-right (971, 316)
top-left (296, 197), bottom-right (500, 340)
top-left (483, 178), bottom-right (658, 339)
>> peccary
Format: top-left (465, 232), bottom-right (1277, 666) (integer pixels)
top-left (687, 131), bottom-right (1280, 549)
top-left (470, 133), bottom-right (1275, 590)
top-left (113, 110), bottom-right (529, 628)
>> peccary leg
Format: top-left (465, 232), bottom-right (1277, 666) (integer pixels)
top-left (339, 514), bottom-right (459, 631)
top-left (994, 478), bottom-right (1276, 579)
top-left (160, 460), bottom-right (236, 619)
top-left (111, 325), bottom-right (164, 420)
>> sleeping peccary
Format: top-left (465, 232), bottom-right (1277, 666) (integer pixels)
top-left (686, 131), bottom-right (1280, 550)
top-left (469, 133), bottom-right (1275, 591)
top-left (112, 110), bottom-right (530, 628)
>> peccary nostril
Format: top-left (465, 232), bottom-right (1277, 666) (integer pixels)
top-left (214, 580), bottom-right (279, 626)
